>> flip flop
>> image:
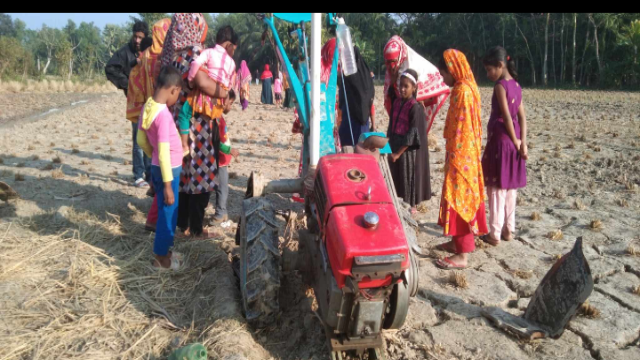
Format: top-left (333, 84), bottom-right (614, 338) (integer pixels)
top-left (170, 251), bottom-right (184, 261)
top-left (435, 242), bottom-right (457, 254)
top-left (435, 257), bottom-right (467, 270)
top-left (152, 257), bottom-right (183, 271)
top-left (144, 224), bottom-right (156, 232)
top-left (410, 207), bottom-right (418, 215)
top-left (134, 179), bottom-right (149, 188)
top-left (191, 227), bottom-right (224, 240)
top-left (480, 234), bottom-right (501, 246)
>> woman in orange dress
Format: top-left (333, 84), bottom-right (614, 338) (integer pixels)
top-left (435, 49), bottom-right (488, 269)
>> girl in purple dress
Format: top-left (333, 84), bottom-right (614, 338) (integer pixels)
top-left (481, 46), bottom-right (528, 246)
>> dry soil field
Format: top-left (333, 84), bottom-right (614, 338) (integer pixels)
top-left (0, 84), bottom-right (639, 360)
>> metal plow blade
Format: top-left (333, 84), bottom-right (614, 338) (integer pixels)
top-left (483, 237), bottom-right (594, 339)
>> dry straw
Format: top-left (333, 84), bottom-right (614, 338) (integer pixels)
top-left (0, 207), bottom-right (269, 360)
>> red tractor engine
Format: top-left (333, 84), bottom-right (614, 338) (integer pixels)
top-left (300, 154), bottom-right (412, 357)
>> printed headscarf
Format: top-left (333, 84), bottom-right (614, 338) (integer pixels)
top-left (161, 13), bottom-right (208, 67)
top-left (383, 35), bottom-right (449, 133)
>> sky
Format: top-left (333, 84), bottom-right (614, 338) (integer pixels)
top-left (7, 13), bottom-right (216, 30)
top-left (8, 13), bottom-right (137, 30)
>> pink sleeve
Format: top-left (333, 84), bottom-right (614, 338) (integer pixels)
top-left (188, 50), bottom-right (209, 82)
top-left (156, 111), bottom-right (172, 143)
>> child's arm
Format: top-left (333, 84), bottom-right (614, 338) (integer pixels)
top-left (193, 70), bottom-right (228, 99)
top-left (136, 119), bottom-right (153, 158)
top-left (495, 83), bottom-right (521, 151)
top-left (187, 50), bottom-right (209, 82)
top-left (517, 102), bottom-right (528, 160)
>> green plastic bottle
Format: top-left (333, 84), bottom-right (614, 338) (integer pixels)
top-left (168, 343), bottom-right (207, 360)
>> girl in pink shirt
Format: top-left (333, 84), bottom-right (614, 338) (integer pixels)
top-left (274, 77), bottom-right (282, 106)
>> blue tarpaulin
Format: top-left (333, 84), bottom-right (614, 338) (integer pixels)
top-left (273, 13), bottom-right (311, 23)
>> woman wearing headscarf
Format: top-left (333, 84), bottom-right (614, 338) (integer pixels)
top-left (383, 36), bottom-right (450, 135)
top-left (159, 13), bottom-right (225, 240)
top-left (238, 60), bottom-right (252, 110)
top-left (125, 18), bottom-right (171, 233)
top-left (260, 64), bottom-right (273, 104)
top-left (434, 49), bottom-right (488, 270)
top-left (338, 44), bottom-right (375, 148)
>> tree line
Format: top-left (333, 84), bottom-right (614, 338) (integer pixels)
top-left (0, 13), bottom-right (638, 89)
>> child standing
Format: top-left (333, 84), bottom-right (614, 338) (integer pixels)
top-left (137, 66), bottom-right (185, 270)
top-left (211, 89), bottom-right (240, 224)
top-left (387, 69), bottom-right (430, 214)
top-left (180, 25), bottom-right (238, 156)
top-left (481, 46), bottom-right (528, 245)
top-left (274, 75), bottom-right (282, 107)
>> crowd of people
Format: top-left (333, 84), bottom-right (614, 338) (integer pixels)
top-left (105, 14), bottom-right (528, 271)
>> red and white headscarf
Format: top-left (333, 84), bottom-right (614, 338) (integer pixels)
top-left (383, 35), bottom-right (450, 133)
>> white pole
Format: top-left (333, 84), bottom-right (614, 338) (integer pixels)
top-left (309, 13), bottom-right (321, 167)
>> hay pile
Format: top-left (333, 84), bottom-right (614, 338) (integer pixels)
top-left (0, 207), bottom-right (269, 360)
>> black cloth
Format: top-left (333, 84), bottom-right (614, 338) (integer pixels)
top-left (387, 93), bottom-right (430, 207)
top-left (283, 88), bottom-right (293, 108)
top-left (338, 45), bottom-right (374, 126)
top-left (105, 41), bottom-right (139, 96)
top-left (177, 192), bottom-right (210, 235)
top-left (261, 77), bottom-right (273, 104)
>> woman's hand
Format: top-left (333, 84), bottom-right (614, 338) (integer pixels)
top-left (519, 143), bottom-right (528, 160)
top-left (164, 183), bottom-right (174, 206)
top-left (389, 153), bottom-right (400, 162)
top-left (513, 138), bottom-right (522, 152)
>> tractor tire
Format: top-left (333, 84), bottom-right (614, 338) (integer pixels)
top-left (407, 249), bottom-right (420, 298)
top-left (239, 197), bottom-right (281, 328)
top-left (382, 277), bottom-right (410, 330)
top-left (379, 155), bottom-right (420, 297)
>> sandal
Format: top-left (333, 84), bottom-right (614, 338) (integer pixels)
top-left (152, 256), bottom-right (183, 271)
top-left (170, 251), bottom-right (184, 261)
top-left (435, 257), bottom-right (468, 270)
top-left (410, 207), bottom-right (418, 215)
top-left (480, 234), bottom-right (501, 246)
top-left (435, 242), bottom-right (457, 254)
top-left (134, 178), bottom-right (149, 188)
top-left (145, 223), bottom-right (156, 232)
top-left (191, 227), bottom-right (224, 240)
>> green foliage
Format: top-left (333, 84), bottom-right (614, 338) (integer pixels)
top-left (0, 12), bottom-right (638, 89)
top-left (132, 13), bottom-right (172, 29)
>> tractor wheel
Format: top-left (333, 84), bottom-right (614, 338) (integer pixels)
top-left (239, 197), bottom-right (281, 328)
top-left (407, 249), bottom-right (419, 297)
top-left (382, 277), bottom-right (410, 329)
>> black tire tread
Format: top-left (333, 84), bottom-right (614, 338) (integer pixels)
top-left (240, 197), bottom-right (281, 328)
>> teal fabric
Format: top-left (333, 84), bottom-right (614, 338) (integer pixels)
top-left (359, 132), bottom-right (392, 154)
top-left (273, 13), bottom-right (311, 23)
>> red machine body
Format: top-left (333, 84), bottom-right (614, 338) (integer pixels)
top-left (314, 154), bottom-right (410, 289)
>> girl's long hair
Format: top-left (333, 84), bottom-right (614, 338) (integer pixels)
top-left (482, 46), bottom-right (518, 82)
